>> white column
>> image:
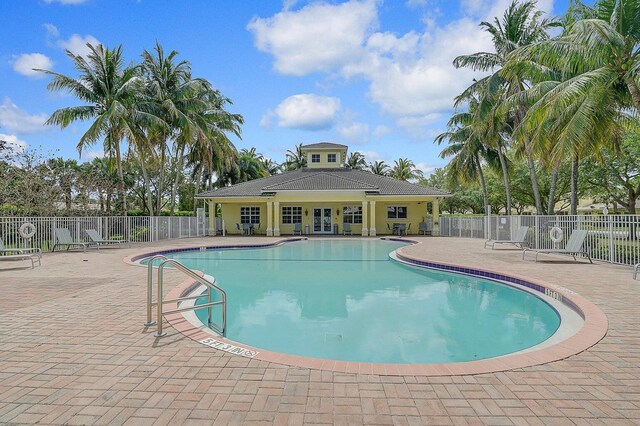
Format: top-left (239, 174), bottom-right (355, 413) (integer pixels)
top-left (361, 201), bottom-right (369, 236)
top-left (432, 199), bottom-right (440, 236)
top-left (266, 201), bottom-right (273, 236)
top-left (369, 201), bottom-right (376, 236)
top-left (273, 201), bottom-right (280, 236)
top-left (208, 201), bottom-right (216, 236)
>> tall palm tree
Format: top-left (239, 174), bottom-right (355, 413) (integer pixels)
top-left (369, 160), bottom-right (390, 176)
top-left (390, 158), bottom-right (424, 181)
top-left (508, 0), bottom-right (634, 214)
top-left (345, 152), bottom-right (367, 170)
top-left (261, 158), bottom-right (281, 175)
top-left (436, 105), bottom-right (499, 214)
top-left (454, 0), bottom-right (558, 214)
top-left (39, 44), bottom-right (150, 215)
top-left (284, 143), bottom-right (307, 170)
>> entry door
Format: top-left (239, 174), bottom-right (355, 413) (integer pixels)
top-left (313, 207), bottom-right (333, 234)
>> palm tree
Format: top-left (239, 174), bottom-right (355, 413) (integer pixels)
top-left (345, 152), bottom-right (367, 170)
top-left (508, 0), bottom-right (634, 214)
top-left (454, 0), bottom-right (558, 214)
top-left (435, 103), bottom-right (499, 214)
top-left (390, 158), bottom-right (424, 181)
top-left (39, 44), bottom-right (148, 215)
top-left (261, 158), bottom-right (281, 175)
top-left (284, 143), bottom-right (307, 170)
top-left (369, 160), bottom-right (390, 176)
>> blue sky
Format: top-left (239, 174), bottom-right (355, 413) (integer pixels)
top-left (1, 0), bottom-right (570, 174)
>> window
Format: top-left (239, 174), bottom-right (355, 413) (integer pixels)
top-left (282, 206), bottom-right (302, 224)
top-left (240, 206), bottom-right (260, 224)
top-left (343, 206), bottom-right (363, 224)
top-left (387, 206), bottom-right (407, 219)
top-left (328, 153), bottom-right (337, 163)
top-left (311, 154), bottom-right (320, 163)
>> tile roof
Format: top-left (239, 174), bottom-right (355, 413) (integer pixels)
top-left (300, 142), bottom-right (348, 150)
top-left (197, 168), bottom-right (449, 198)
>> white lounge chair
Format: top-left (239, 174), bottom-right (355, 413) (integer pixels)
top-left (484, 226), bottom-right (530, 250)
top-left (86, 229), bottom-right (131, 248)
top-left (52, 228), bottom-right (90, 252)
top-left (522, 229), bottom-right (592, 263)
top-left (0, 239), bottom-right (42, 259)
top-left (293, 223), bottom-right (302, 235)
top-left (343, 223), bottom-right (352, 235)
top-left (0, 252), bottom-right (41, 269)
top-left (633, 263), bottom-right (639, 280)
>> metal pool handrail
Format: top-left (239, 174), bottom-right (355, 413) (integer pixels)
top-left (145, 256), bottom-right (226, 338)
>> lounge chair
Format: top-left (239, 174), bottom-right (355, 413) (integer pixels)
top-left (343, 223), bottom-right (352, 236)
top-left (418, 222), bottom-right (431, 236)
top-left (633, 263), bottom-right (639, 280)
top-left (522, 229), bottom-right (592, 263)
top-left (52, 228), bottom-right (90, 252)
top-left (484, 226), bottom-right (530, 250)
top-left (293, 223), bottom-right (302, 235)
top-left (1, 239), bottom-right (42, 258)
top-left (86, 229), bottom-right (130, 248)
top-left (0, 252), bottom-right (41, 269)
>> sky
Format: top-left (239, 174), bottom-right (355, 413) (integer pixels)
top-left (0, 0), bottom-right (571, 175)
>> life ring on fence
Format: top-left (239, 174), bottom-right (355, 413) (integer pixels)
top-left (19, 222), bottom-right (36, 239)
top-left (549, 226), bottom-right (563, 243)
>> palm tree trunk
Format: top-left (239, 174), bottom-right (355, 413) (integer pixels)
top-left (547, 160), bottom-right (560, 215)
top-left (475, 154), bottom-right (489, 214)
top-left (139, 155), bottom-right (154, 215)
top-left (193, 166), bottom-right (204, 215)
top-left (570, 152), bottom-right (579, 216)
top-left (157, 141), bottom-right (166, 214)
top-left (523, 138), bottom-right (542, 214)
top-left (497, 147), bottom-right (511, 215)
top-left (170, 144), bottom-right (186, 216)
top-left (624, 76), bottom-right (640, 113)
top-left (112, 131), bottom-right (127, 216)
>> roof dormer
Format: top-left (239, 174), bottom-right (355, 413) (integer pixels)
top-left (300, 142), bottom-right (348, 169)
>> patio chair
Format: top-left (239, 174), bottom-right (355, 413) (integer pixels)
top-left (343, 223), bottom-right (352, 236)
top-left (522, 229), bottom-right (592, 263)
top-left (484, 226), bottom-right (530, 250)
top-left (236, 223), bottom-right (244, 235)
top-left (293, 223), bottom-right (302, 235)
top-left (86, 229), bottom-right (131, 248)
top-left (0, 239), bottom-right (42, 258)
top-left (0, 252), bottom-right (41, 269)
top-left (633, 263), bottom-right (639, 280)
top-left (52, 228), bottom-right (90, 252)
top-left (418, 222), bottom-right (431, 236)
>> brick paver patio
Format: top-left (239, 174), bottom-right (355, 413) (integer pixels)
top-left (1, 236), bottom-right (638, 425)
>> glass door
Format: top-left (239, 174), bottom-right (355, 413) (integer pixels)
top-left (313, 207), bottom-right (333, 234)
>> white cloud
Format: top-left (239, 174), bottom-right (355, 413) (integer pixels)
top-left (247, 0), bottom-right (378, 76)
top-left (0, 134), bottom-right (28, 154)
top-left (43, 23), bottom-right (60, 37)
top-left (372, 125), bottom-right (391, 138)
top-left (273, 94), bottom-right (341, 130)
top-left (58, 34), bottom-right (101, 57)
top-left (415, 162), bottom-right (437, 176)
top-left (44, 0), bottom-right (91, 4)
top-left (0, 98), bottom-right (49, 134)
top-left (81, 150), bottom-right (104, 160)
top-left (337, 121), bottom-right (370, 144)
top-left (11, 53), bottom-right (53, 78)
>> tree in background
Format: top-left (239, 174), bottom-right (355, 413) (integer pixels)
top-left (284, 143), bottom-right (307, 171)
top-left (369, 161), bottom-right (390, 176)
top-left (344, 152), bottom-right (367, 170)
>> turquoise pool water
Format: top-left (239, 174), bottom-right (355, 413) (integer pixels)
top-left (153, 239), bottom-right (560, 364)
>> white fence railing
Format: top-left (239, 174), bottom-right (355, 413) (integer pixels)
top-left (0, 216), bottom-right (208, 252)
top-left (440, 215), bottom-right (640, 266)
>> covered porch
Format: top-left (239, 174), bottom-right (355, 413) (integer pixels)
top-left (205, 195), bottom-right (443, 237)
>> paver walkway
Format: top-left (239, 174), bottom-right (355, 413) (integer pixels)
top-left (0, 236), bottom-right (638, 425)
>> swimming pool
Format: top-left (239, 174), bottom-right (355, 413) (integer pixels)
top-left (149, 239), bottom-right (563, 364)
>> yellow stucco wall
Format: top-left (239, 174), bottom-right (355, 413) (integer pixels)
top-left (213, 196), bottom-right (439, 236)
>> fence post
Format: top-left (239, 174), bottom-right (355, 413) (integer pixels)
top-left (608, 214), bottom-right (614, 263)
top-left (535, 215), bottom-right (540, 249)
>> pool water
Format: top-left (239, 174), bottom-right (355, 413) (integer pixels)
top-left (156, 239), bottom-right (560, 364)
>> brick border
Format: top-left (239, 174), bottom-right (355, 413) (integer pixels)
top-left (126, 238), bottom-right (608, 376)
